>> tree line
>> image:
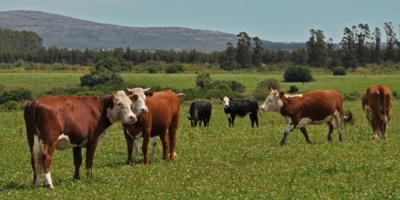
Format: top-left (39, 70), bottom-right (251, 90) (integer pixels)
top-left (0, 22), bottom-right (399, 71)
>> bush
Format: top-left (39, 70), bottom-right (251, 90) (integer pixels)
top-left (333, 66), bottom-right (347, 76)
top-left (283, 66), bottom-right (313, 82)
top-left (288, 85), bottom-right (299, 93)
top-left (80, 69), bottom-right (124, 87)
top-left (165, 63), bottom-right (184, 73)
top-left (0, 88), bottom-right (32, 104)
top-left (253, 78), bottom-right (281, 100)
top-left (1, 101), bottom-right (19, 111)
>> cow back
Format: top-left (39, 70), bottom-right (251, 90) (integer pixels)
top-left (227, 99), bottom-right (259, 116)
top-left (281, 90), bottom-right (343, 120)
top-left (132, 90), bottom-right (181, 137)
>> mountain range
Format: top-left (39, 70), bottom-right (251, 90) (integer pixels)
top-left (0, 10), bottom-right (305, 52)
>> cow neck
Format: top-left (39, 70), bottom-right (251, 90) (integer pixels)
top-left (101, 95), bottom-right (113, 127)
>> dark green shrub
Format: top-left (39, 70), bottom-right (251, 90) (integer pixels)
top-left (0, 88), bottom-right (32, 104)
top-left (333, 66), bottom-right (347, 76)
top-left (80, 69), bottom-right (124, 87)
top-left (165, 63), bottom-right (184, 73)
top-left (288, 85), bottom-right (299, 93)
top-left (253, 78), bottom-right (281, 100)
top-left (283, 66), bottom-right (313, 82)
top-left (1, 101), bottom-right (19, 111)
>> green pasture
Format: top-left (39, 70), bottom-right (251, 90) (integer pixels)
top-left (1, 72), bottom-right (399, 98)
top-left (1, 72), bottom-right (400, 199)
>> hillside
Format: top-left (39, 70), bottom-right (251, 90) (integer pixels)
top-left (0, 10), bottom-right (305, 52)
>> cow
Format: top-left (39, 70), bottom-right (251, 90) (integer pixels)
top-left (221, 96), bottom-right (259, 127)
top-left (187, 101), bottom-right (212, 127)
top-left (361, 85), bottom-right (392, 139)
top-left (23, 90), bottom-right (143, 189)
top-left (261, 90), bottom-right (344, 145)
top-left (122, 88), bottom-right (184, 165)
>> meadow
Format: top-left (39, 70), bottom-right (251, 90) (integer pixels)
top-left (1, 72), bottom-right (400, 199)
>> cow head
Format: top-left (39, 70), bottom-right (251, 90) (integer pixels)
top-left (221, 96), bottom-right (231, 109)
top-left (127, 87), bottom-right (151, 115)
top-left (261, 90), bottom-right (284, 112)
top-left (107, 90), bottom-right (137, 124)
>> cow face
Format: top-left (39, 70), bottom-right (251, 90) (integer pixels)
top-left (108, 90), bottom-right (137, 124)
top-left (127, 87), bottom-right (151, 115)
top-left (261, 90), bottom-right (283, 112)
top-left (221, 96), bottom-right (231, 109)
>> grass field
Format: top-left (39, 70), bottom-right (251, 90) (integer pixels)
top-left (1, 72), bottom-right (400, 199)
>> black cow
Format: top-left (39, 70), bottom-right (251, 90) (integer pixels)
top-left (221, 96), bottom-right (259, 127)
top-left (187, 101), bottom-right (212, 127)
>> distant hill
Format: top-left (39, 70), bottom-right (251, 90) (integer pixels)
top-left (0, 10), bottom-right (305, 52)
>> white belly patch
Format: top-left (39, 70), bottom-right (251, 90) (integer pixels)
top-left (56, 134), bottom-right (87, 150)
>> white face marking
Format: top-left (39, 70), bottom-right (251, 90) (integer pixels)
top-left (127, 87), bottom-right (150, 115)
top-left (222, 96), bottom-right (230, 108)
top-left (261, 90), bottom-right (282, 112)
top-left (107, 90), bottom-right (137, 124)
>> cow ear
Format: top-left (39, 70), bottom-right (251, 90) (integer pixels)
top-left (229, 97), bottom-right (233, 101)
top-left (145, 91), bottom-right (153, 98)
top-left (279, 91), bottom-right (285, 98)
top-left (129, 94), bottom-right (138, 102)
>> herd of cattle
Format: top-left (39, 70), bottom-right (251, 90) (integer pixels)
top-left (23, 84), bottom-right (392, 188)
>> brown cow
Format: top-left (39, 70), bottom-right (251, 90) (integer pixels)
top-left (261, 90), bottom-right (344, 145)
top-left (24, 90), bottom-right (145, 189)
top-left (362, 85), bottom-right (392, 139)
top-left (122, 88), bottom-right (184, 165)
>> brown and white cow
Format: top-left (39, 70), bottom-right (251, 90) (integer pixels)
top-left (122, 88), bottom-right (184, 165)
top-left (362, 85), bottom-right (392, 139)
top-left (23, 90), bottom-right (146, 189)
top-left (261, 90), bottom-right (344, 145)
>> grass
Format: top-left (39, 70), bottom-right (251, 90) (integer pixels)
top-left (1, 72), bottom-right (400, 199)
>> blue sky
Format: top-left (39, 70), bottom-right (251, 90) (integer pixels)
top-left (1, 0), bottom-right (399, 43)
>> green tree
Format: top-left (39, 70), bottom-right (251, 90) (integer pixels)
top-left (306, 29), bottom-right (327, 67)
top-left (220, 42), bottom-right (238, 70)
top-left (283, 66), bottom-right (313, 82)
top-left (252, 37), bottom-right (263, 67)
top-left (340, 26), bottom-right (358, 68)
top-left (371, 27), bottom-right (382, 63)
top-left (355, 23), bottom-right (372, 66)
top-left (383, 22), bottom-right (398, 62)
top-left (236, 32), bottom-right (252, 68)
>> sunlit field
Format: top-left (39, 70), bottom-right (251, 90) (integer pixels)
top-left (1, 72), bottom-right (399, 199)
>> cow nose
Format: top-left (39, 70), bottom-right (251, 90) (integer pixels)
top-left (142, 108), bottom-right (148, 113)
top-left (130, 115), bottom-right (137, 123)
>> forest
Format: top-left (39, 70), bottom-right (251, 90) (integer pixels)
top-left (0, 22), bottom-right (400, 72)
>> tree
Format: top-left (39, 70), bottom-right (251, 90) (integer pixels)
top-left (371, 27), bottom-right (382, 63)
top-left (340, 26), bottom-right (358, 68)
top-left (252, 37), bottom-right (263, 67)
top-left (220, 42), bottom-right (238, 70)
top-left (383, 22), bottom-right (398, 62)
top-left (355, 23), bottom-right (372, 66)
top-left (236, 32), bottom-right (252, 68)
top-left (306, 29), bottom-right (328, 67)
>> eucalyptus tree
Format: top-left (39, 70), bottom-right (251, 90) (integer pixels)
top-left (340, 26), bottom-right (358, 68)
top-left (355, 23), bottom-right (372, 66)
top-left (383, 22), bottom-right (398, 62)
top-left (236, 32), bottom-right (252, 68)
top-left (252, 36), bottom-right (263, 67)
top-left (371, 27), bottom-right (382, 63)
top-left (306, 29), bottom-right (327, 67)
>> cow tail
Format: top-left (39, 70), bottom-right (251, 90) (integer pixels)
top-left (24, 101), bottom-right (44, 174)
top-left (379, 87), bottom-right (388, 124)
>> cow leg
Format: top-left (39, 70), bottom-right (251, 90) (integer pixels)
top-left (159, 133), bottom-right (169, 160)
top-left (42, 143), bottom-right (56, 189)
top-left (333, 113), bottom-right (343, 142)
top-left (141, 132), bottom-right (150, 165)
top-left (372, 118), bottom-right (380, 139)
top-left (168, 125), bottom-right (178, 161)
top-left (280, 123), bottom-right (295, 145)
top-left (300, 127), bottom-right (312, 144)
top-left (327, 122), bottom-right (334, 142)
top-left (85, 140), bottom-right (99, 178)
top-left (72, 147), bottom-right (82, 180)
top-left (231, 115), bottom-right (236, 127)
